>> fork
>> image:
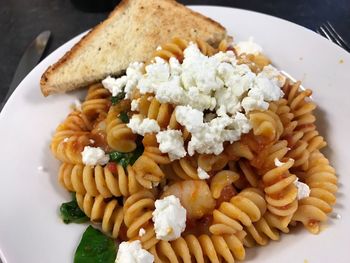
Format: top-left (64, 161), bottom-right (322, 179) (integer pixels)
top-left (317, 21), bottom-right (350, 52)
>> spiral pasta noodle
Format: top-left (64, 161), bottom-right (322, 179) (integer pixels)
top-left (151, 37), bottom-right (229, 63)
top-left (249, 110), bottom-right (283, 144)
top-left (210, 188), bottom-right (266, 236)
top-left (123, 190), bottom-right (158, 249)
top-left (76, 193), bottom-right (124, 238)
top-left (81, 83), bottom-right (111, 122)
top-left (51, 130), bottom-right (92, 164)
top-left (150, 233), bottom-right (246, 263)
top-left (263, 158), bottom-right (298, 219)
top-left (292, 151), bottom-right (337, 234)
top-left (58, 163), bottom-right (142, 198)
top-left (106, 100), bottom-right (137, 152)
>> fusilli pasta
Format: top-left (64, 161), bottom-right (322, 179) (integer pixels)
top-left (50, 36), bottom-right (338, 262)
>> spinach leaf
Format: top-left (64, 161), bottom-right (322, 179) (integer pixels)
top-left (128, 142), bottom-right (144, 165)
top-left (111, 91), bottom-right (125, 105)
top-left (118, 112), bottom-right (129, 123)
top-left (74, 226), bottom-right (117, 263)
top-left (60, 197), bottom-right (88, 224)
top-left (109, 140), bottom-right (144, 168)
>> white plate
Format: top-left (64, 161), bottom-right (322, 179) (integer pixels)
top-left (1, 6), bottom-right (349, 263)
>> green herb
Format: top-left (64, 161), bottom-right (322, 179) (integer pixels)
top-left (119, 112), bottom-right (129, 123)
top-left (111, 91), bottom-right (125, 105)
top-left (60, 197), bottom-right (88, 224)
top-left (128, 142), bottom-right (144, 165)
top-left (109, 141), bottom-right (144, 168)
top-left (74, 226), bottom-right (117, 263)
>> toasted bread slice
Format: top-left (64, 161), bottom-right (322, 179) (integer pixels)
top-left (40, 0), bottom-right (229, 96)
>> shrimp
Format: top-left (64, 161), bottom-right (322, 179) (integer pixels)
top-left (161, 180), bottom-right (215, 220)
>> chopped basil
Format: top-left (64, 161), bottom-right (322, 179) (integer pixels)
top-left (60, 196), bottom-right (88, 224)
top-left (119, 112), bottom-right (129, 123)
top-left (111, 91), bottom-right (125, 105)
top-left (109, 140), bottom-right (144, 168)
top-left (74, 226), bottom-right (117, 263)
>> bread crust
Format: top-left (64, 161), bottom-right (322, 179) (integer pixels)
top-left (40, 0), bottom-right (229, 96)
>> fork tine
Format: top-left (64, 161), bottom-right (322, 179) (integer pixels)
top-left (320, 23), bottom-right (343, 47)
top-left (320, 24), bottom-right (343, 47)
top-left (325, 21), bottom-right (350, 50)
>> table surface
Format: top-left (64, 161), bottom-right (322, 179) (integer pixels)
top-left (1, 0), bottom-right (349, 103)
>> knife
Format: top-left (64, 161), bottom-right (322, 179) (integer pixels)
top-left (0, 30), bottom-right (51, 111)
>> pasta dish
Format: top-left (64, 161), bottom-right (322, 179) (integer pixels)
top-left (51, 37), bottom-right (337, 262)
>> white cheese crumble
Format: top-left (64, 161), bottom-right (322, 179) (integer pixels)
top-left (74, 99), bottom-right (82, 111)
top-left (294, 179), bottom-right (311, 200)
top-left (138, 228), bottom-right (146, 237)
top-left (197, 167), bottom-right (210, 179)
top-left (156, 130), bottom-right (186, 161)
top-left (127, 115), bottom-right (160, 136)
top-left (102, 62), bottom-right (144, 98)
top-left (152, 195), bottom-right (187, 241)
top-left (102, 76), bottom-right (125, 97)
top-left (234, 37), bottom-right (263, 55)
top-left (274, 158), bottom-right (285, 167)
top-left (111, 41), bottom-right (286, 156)
top-left (89, 139), bottom-right (95, 144)
top-left (81, 146), bottom-right (109, 166)
top-left (175, 106), bottom-right (250, 155)
top-left (63, 137), bottom-right (69, 143)
top-left (115, 240), bottom-right (154, 263)
top-left (131, 99), bottom-right (140, 111)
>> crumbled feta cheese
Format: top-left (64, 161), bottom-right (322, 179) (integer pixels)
top-left (181, 43), bottom-right (225, 94)
top-left (81, 146), bottom-right (109, 166)
top-left (102, 63), bottom-right (144, 98)
top-left (217, 63), bottom-right (254, 97)
top-left (231, 112), bottom-right (252, 134)
top-left (127, 115), bottom-right (160, 136)
top-left (274, 158), bottom-right (285, 167)
top-left (234, 37), bottom-right (263, 55)
top-left (138, 57), bottom-right (170, 94)
top-left (74, 99), bottom-right (82, 111)
top-left (115, 240), bottom-right (154, 263)
top-left (242, 66), bottom-right (284, 113)
top-left (118, 42), bottom-right (287, 156)
top-left (241, 93), bottom-right (269, 113)
top-left (156, 130), bottom-right (186, 161)
top-left (294, 179), bottom-right (311, 200)
top-left (124, 62), bottom-right (145, 99)
top-left (197, 167), bottom-right (210, 179)
top-left (131, 99), bottom-right (140, 111)
top-left (175, 106), bottom-right (203, 132)
top-left (138, 228), bottom-right (146, 237)
top-left (187, 86), bottom-right (216, 111)
top-left (254, 74), bottom-right (284, 101)
top-left (259, 65), bottom-right (286, 87)
top-left (169, 57), bottom-right (182, 76)
top-left (152, 195), bottom-right (186, 241)
top-left (89, 139), bottom-right (95, 144)
top-left (154, 76), bottom-right (185, 105)
top-left (63, 137), bottom-right (69, 143)
top-left (176, 106), bottom-right (246, 155)
top-left (102, 76), bottom-right (126, 97)
top-left (186, 113), bottom-right (239, 155)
